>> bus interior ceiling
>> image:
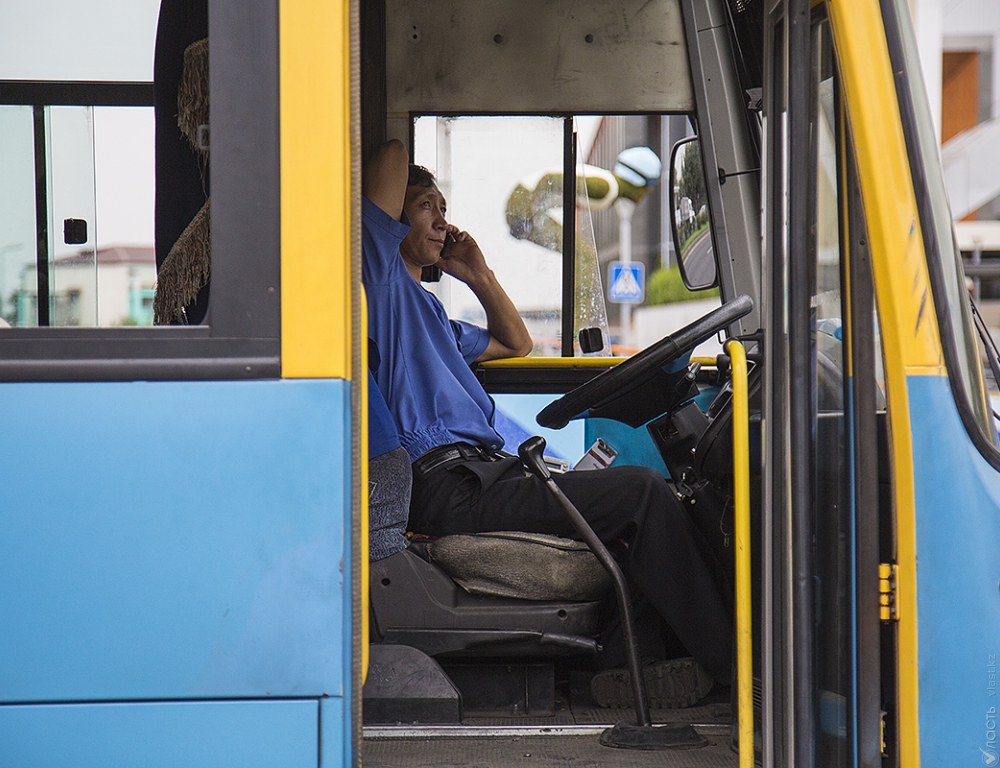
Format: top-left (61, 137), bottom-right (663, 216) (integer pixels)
top-left (364, 0), bottom-right (694, 152)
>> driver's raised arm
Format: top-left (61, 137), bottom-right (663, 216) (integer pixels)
top-left (438, 227), bottom-right (532, 361)
top-left (363, 139), bottom-right (408, 221)
top-left (365, 139), bottom-right (531, 361)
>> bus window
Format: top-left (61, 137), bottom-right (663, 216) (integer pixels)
top-left (414, 116), bottom-right (568, 355)
top-left (807, 17), bottom-right (852, 766)
top-left (883, 0), bottom-right (998, 448)
top-left (0, 0), bottom-right (281, 380)
top-left (8, 13), bottom-right (208, 331)
top-left (413, 114), bottom-right (717, 356)
top-left (0, 0), bottom-right (159, 329)
top-left (0, 105), bottom-right (156, 328)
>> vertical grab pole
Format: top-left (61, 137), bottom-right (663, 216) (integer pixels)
top-left (726, 339), bottom-right (754, 768)
top-left (360, 294), bottom-right (370, 685)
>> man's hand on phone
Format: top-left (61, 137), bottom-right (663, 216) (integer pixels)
top-left (437, 225), bottom-right (488, 284)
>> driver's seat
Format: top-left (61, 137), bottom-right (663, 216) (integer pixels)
top-left (369, 530), bottom-right (611, 658)
top-left (365, 530), bottom-right (613, 723)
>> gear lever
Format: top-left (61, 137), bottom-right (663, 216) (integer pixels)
top-left (518, 435), bottom-right (708, 750)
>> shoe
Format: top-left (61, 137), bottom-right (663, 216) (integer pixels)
top-left (590, 657), bottom-right (714, 709)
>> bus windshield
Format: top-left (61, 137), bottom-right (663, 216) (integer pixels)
top-left (889, 0), bottom-right (997, 444)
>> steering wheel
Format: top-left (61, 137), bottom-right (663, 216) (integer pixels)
top-left (536, 295), bottom-right (754, 429)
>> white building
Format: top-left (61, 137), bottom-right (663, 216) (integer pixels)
top-left (911, 0), bottom-right (1000, 221)
top-left (16, 245), bottom-right (156, 327)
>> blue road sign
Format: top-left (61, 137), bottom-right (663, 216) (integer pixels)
top-left (608, 261), bottom-right (645, 303)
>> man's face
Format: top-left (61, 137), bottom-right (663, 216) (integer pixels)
top-left (400, 183), bottom-right (448, 271)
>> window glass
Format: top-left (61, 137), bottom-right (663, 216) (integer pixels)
top-left (889, 0), bottom-right (996, 444)
top-left (809, 17), bottom-right (851, 767)
top-left (0, 105), bottom-right (155, 327)
top-left (0, 0), bottom-right (161, 82)
top-left (0, 106), bottom-right (35, 327)
top-left (414, 116), bottom-right (570, 356)
top-left (414, 114), bottom-right (717, 357)
top-left (93, 106), bottom-right (156, 326)
top-left (46, 107), bottom-right (98, 327)
top-left (0, 105), bottom-right (99, 327)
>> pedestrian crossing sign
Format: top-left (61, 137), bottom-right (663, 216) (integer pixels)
top-left (608, 261), bottom-right (645, 304)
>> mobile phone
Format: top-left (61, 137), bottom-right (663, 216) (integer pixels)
top-left (421, 264), bottom-right (442, 282)
top-left (441, 231), bottom-right (455, 257)
top-left (421, 232), bottom-right (453, 282)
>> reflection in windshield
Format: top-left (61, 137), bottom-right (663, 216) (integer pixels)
top-left (504, 155), bottom-right (620, 355)
top-left (505, 141), bottom-right (664, 354)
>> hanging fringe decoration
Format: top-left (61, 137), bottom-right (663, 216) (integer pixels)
top-left (176, 37), bottom-right (209, 155)
top-left (154, 198), bottom-right (211, 325)
top-left (155, 37), bottom-right (211, 325)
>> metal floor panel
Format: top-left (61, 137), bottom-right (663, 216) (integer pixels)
top-left (363, 666), bottom-right (735, 765)
top-left (363, 733), bottom-right (738, 767)
top-left (448, 702), bottom-right (730, 728)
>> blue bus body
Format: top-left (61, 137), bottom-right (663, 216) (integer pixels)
top-left (1, 380), bottom-right (354, 766)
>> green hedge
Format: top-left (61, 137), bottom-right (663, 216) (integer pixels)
top-left (645, 266), bottom-right (719, 306)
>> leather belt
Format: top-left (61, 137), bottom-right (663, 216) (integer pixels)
top-left (412, 442), bottom-right (497, 478)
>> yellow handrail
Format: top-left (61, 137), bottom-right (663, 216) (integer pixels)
top-left (360, 296), bottom-right (370, 685)
top-left (726, 338), bottom-right (753, 768)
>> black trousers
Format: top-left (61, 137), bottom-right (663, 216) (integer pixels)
top-left (409, 452), bottom-right (733, 685)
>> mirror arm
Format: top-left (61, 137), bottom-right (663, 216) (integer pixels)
top-left (717, 167), bottom-right (760, 185)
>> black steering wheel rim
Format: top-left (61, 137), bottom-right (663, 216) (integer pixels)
top-left (536, 295), bottom-right (754, 429)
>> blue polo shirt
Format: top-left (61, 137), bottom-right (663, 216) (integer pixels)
top-left (368, 369), bottom-right (399, 458)
top-left (362, 196), bottom-right (504, 460)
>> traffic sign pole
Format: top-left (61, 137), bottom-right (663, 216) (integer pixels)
top-left (616, 198), bottom-right (636, 347)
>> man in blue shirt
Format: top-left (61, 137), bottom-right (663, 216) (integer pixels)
top-left (362, 143), bottom-right (532, 459)
top-left (362, 140), bottom-right (731, 708)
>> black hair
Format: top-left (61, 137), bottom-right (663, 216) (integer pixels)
top-left (408, 163), bottom-right (437, 189)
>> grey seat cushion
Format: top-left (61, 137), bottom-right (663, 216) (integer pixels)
top-left (426, 531), bottom-right (612, 601)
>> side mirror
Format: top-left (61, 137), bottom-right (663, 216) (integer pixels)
top-left (669, 137), bottom-right (718, 291)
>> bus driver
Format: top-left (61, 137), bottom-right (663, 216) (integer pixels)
top-left (361, 139), bottom-right (732, 708)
